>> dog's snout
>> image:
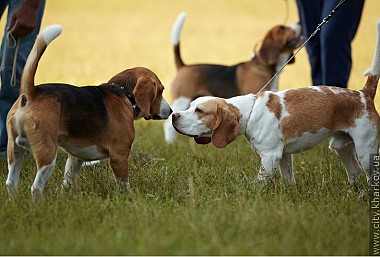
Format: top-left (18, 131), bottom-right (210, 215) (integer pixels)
top-left (157, 99), bottom-right (172, 120)
top-left (172, 113), bottom-right (180, 121)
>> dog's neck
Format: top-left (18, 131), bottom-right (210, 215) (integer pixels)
top-left (269, 52), bottom-right (293, 92)
top-left (225, 94), bottom-right (256, 135)
top-left (108, 82), bottom-right (141, 118)
top-left (250, 52), bottom-right (276, 72)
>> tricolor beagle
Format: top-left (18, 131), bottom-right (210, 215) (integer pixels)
top-left (6, 25), bottom-right (172, 197)
top-left (171, 21), bottom-right (380, 188)
top-left (164, 12), bottom-right (304, 144)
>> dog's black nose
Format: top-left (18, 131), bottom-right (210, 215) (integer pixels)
top-left (169, 108), bottom-right (173, 115)
top-left (172, 113), bottom-right (180, 121)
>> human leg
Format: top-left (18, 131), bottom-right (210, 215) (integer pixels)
top-left (320, 0), bottom-right (364, 88)
top-left (296, 0), bottom-right (323, 85)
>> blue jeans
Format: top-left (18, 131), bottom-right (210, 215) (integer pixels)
top-left (296, 0), bottom-right (364, 88)
top-left (0, 0), bottom-right (45, 153)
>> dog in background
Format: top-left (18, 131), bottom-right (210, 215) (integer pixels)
top-left (164, 12), bottom-right (304, 144)
top-left (171, 21), bottom-right (380, 188)
top-left (6, 25), bottom-right (172, 197)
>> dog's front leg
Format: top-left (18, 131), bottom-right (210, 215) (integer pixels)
top-left (109, 149), bottom-right (131, 190)
top-left (257, 152), bottom-right (282, 183)
top-left (62, 155), bottom-right (83, 189)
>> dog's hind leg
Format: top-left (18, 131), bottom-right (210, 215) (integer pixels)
top-left (6, 143), bottom-right (25, 195)
top-left (29, 133), bottom-right (59, 198)
top-left (6, 115), bottom-right (26, 195)
top-left (62, 155), bottom-right (83, 189)
top-left (348, 126), bottom-right (379, 186)
top-left (279, 153), bottom-right (295, 184)
top-left (164, 96), bottom-right (191, 143)
top-left (31, 153), bottom-right (57, 198)
top-left (329, 134), bottom-right (361, 186)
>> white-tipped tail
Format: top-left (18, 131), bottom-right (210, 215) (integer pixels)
top-left (365, 20), bottom-right (380, 76)
top-left (171, 12), bottom-right (187, 45)
top-left (41, 24), bottom-right (63, 45)
top-left (20, 24), bottom-right (63, 96)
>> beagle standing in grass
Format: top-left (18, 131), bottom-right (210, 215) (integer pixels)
top-left (164, 12), bottom-right (304, 144)
top-left (172, 21), bottom-right (380, 187)
top-left (6, 25), bottom-right (172, 197)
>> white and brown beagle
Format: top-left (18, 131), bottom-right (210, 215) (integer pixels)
top-left (163, 12), bottom-right (304, 144)
top-left (172, 21), bottom-right (380, 187)
top-left (6, 25), bottom-right (172, 197)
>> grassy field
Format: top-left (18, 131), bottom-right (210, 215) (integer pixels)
top-left (0, 0), bottom-right (378, 255)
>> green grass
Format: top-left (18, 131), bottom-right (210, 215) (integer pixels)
top-left (0, 122), bottom-right (369, 255)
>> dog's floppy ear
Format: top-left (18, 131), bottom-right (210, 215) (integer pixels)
top-left (211, 105), bottom-right (240, 148)
top-left (259, 35), bottom-right (280, 66)
top-left (133, 77), bottom-right (157, 114)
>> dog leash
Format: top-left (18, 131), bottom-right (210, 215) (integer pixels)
top-left (258, 0), bottom-right (348, 93)
top-left (0, 32), bottom-right (20, 88)
top-left (283, 0), bottom-right (290, 25)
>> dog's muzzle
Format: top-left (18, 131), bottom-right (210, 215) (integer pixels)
top-left (171, 113), bottom-right (198, 137)
top-left (160, 99), bottom-right (173, 118)
top-left (153, 99), bottom-right (173, 120)
top-left (288, 22), bottom-right (305, 49)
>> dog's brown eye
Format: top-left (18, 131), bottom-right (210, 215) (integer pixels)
top-left (195, 108), bottom-right (203, 114)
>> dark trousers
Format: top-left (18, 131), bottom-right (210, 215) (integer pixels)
top-left (296, 0), bottom-right (364, 88)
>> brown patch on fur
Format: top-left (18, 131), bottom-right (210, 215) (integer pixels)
top-left (194, 99), bottom-right (241, 148)
top-left (362, 75), bottom-right (380, 127)
top-left (171, 67), bottom-right (213, 100)
top-left (280, 87), bottom-right (364, 140)
top-left (363, 75), bottom-right (379, 99)
top-left (236, 60), bottom-right (274, 95)
top-left (266, 93), bottom-right (282, 119)
top-left (366, 97), bottom-right (380, 128)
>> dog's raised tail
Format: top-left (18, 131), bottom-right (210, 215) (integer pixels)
top-left (363, 20), bottom-right (380, 99)
top-left (20, 24), bottom-right (63, 97)
top-left (171, 12), bottom-right (187, 69)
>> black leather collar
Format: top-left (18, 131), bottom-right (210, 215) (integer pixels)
top-left (109, 82), bottom-right (140, 117)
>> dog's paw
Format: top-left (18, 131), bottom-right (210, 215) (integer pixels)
top-left (115, 179), bottom-right (131, 192)
top-left (256, 173), bottom-right (272, 184)
top-left (125, 181), bottom-right (131, 190)
top-left (6, 179), bottom-right (18, 197)
top-left (31, 185), bottom-right (43, 200)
